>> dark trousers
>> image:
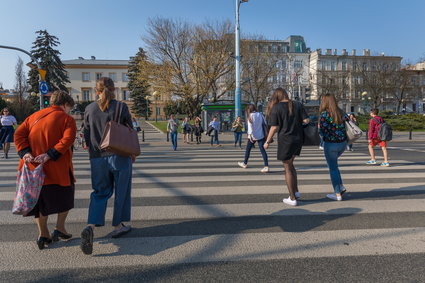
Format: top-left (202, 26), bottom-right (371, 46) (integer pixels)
top-left (244, 138), bottom-right (268, 166)
top-left (234, 132), bottom-right (242, 147)
top-left (210, 130), bottom-right (219, 145)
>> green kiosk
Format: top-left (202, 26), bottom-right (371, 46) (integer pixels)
top-left (201, 101), bottom-right (249, 132)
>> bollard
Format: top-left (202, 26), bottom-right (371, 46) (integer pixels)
top-left (142, 130), bottom-right (145, 142)
top-left (167, 131), bottom-right (169, 142)
top-left (409, 129), bottom-right (412, 140)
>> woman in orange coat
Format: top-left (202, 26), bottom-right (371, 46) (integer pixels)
top-left (14, 90), bottom-right (76, 250)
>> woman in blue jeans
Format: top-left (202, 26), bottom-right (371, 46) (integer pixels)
top-left (238, 104), bottom-right (269, 173)
top-left (319, 93), bottom-right (348, 201)
top-left (232, 116), bottom-right (243, 148)
top-left (81, 77), bottom-right (134, 255)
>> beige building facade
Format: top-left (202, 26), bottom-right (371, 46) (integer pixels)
top-left (63, 57), bottom-right (130, 103)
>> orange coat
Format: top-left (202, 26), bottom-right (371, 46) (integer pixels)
top-left (14, 106), bottom-right (77, 186)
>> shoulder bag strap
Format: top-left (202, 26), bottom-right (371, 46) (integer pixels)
top-left (29, 110), bottom-right (60, 133)
top-left (372, 117), bottom-right (381, 124)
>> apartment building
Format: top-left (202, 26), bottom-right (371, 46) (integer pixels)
top-left (309, 48), bottom-right (403, 113)
top-left (63, 57), bottom-right (130, 103)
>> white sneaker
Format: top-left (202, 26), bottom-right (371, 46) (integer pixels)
top-left (326, 193), bottom-right (342, 201)
top-left (283, 197), bottom-right (297, 206)
top-left (261, 166), bottom-right (269, 173)
top-left (238, 162), bottom-right (247, 169)
top-left (295, 192), bottom-right (300, 199)
top-left (319, 146), bottom-right (324, 150)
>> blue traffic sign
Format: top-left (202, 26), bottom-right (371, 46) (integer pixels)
top-left (39, 81), bottom-right (49, 95)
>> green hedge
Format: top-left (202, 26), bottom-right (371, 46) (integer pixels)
top-left (357, 112), bottom-right (425, 131)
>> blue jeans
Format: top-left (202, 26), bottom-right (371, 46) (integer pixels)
top-left (324, 141), bottom-right (346, 194)
top-left (170, 131), bottom-right (178, 150)
top-left (234, 132), bottom-right (242, 147)
top-left (210, 130), bottom-right (219, 145)
top-left (88, 155), bottom-right (132, 227)
top-left (244, 138), bottom-right (268, 166)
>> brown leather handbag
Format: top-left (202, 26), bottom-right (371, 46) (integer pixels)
top-left (100, 102), bottom-right (141, 157)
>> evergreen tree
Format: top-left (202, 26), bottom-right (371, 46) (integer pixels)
top-left (27, 30), bottom-right (70, 94)
top-left (128, 48), bottom-right (151, 119)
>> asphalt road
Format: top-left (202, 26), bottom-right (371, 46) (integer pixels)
top-left (1, 123), bottom-right (424, 282)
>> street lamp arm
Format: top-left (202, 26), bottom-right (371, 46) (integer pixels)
top-left (0, 45), bottom-right (41, 69)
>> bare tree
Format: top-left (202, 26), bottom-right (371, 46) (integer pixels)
top-left (240, 37), bottom-right (280, 106)
top-left (388, 68), bottom-right (422, 114)
top-left (143, 17), bottom-right (236, 117)
top-left (11, 57), bottom-right (33, 122)
top-left (312, 69), bottom-right (350, 100)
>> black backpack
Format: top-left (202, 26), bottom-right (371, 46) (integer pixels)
top-left (373, 118), bottom-right (392, 141)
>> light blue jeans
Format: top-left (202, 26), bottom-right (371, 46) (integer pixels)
top-left (324, 141), bottom-right (346, 194)
top-left (88, 155), bottom-right (132, 227)
top-left (170, 131), bottom-right (178, 150)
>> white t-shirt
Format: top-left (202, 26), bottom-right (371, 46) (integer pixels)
top-left (247, 112), bottom-right (265, 140)
top-left (0, 115), bottom-right (17, 126)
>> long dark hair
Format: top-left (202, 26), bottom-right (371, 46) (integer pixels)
top-left (319, 93), bottom-right (343, 124)
top-left (245, 104), bottom-right (257, 124)
top-left (266, 88), bottom-right (293, 118)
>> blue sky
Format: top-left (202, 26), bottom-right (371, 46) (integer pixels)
top-left (1, 0), bottom-right (424, 89)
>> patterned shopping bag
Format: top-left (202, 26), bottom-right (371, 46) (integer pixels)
top-left (12, 164), bottom-right (45, 216)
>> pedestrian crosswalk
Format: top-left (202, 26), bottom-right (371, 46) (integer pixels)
top-left (1, 130), bottom-right (425, 281)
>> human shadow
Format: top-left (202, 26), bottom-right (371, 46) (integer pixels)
top-left (87, 207), bottom-right (362, 257)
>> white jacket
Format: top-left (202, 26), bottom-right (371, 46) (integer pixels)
top-left (247, 112), bottom-right (265, 140)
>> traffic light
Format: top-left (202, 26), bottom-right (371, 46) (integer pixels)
top-left (43, 95), bottom-right (50, 107)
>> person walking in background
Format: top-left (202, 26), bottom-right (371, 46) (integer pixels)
top-left (167, 114), bottom-right (179, 151)
top-left (182, 117), bottom-right (190, 143)
top-left (81, 77), bottom-right (134, 255)
top-left (238, 104), bottom-right (269, 173)
top-left (0, 108), bottom-right (18, 159)
top-left (194, 118), bottom-right (203, 144)
top-left (132, 117), bottom-right (141, 132)
top-left (366, 109), bottom-right (390, 167)
top-left (14, 91), bottom-right (77, 250)
top-left (209, 116), bottom-right (221, 147)
top-left (232, 116), bottom-right (243, 148)
top-left (346, 113), bottom-right (358, 151)
top-left (264, 88), bottom-right (309, 205)
top-left (319, 93), bottom-right (348, 201)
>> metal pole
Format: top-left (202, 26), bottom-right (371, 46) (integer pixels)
top-left (235, 0), bottom-right (242, 118)
top-left (0, 45), bottom-right (43, 110)
top-left (155, 97), bottom-right (158, 123)
top-left (142, 130), bottom-right (145, 142)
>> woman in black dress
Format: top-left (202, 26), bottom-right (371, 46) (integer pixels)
top-left (264, 88), bottom-right (309, 206)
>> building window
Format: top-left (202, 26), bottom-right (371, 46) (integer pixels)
top-left (331, 61), bottom-right (336, 71)
top-left (96, 73), bottom-right (103, 81)
top-left (109, 72), bottom-right (116, 82)
top-left (342, 61), bottom-right (347, 71)
top-left (122, 90), bottom-right (130, 100)
top-left (294, 60), bottom-right (303, 69)
top-left (82, 89), bottom-right (90, 101)
top-left (321, 61), bottom-right (326, 71)
top-left (156, 107), bottom-right (161, 116)
top-left (122, 73), bottom-right (129, 82)
top-left (82, 72), bottom-right (90, 82)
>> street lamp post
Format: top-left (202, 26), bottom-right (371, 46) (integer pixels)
top-left (152, 91), bottom-right (159, 123)
top-left (145, 95), bottom-right (151, 120)
top-left (0, 45), bottom-right (44, 110)
top-left (235, 0), bottom-right (248, 119)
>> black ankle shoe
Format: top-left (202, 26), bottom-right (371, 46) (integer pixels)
top-left (52, 229), bottom-right (72, 242)
top-left (37, 237), bottom-right (52, 250)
